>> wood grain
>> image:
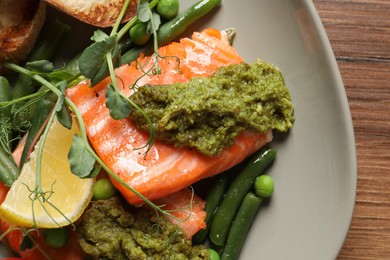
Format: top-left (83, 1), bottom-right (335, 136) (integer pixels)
top-left (313, 0), bottom-right (390, 259)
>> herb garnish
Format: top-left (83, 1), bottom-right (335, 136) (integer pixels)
top-left (77, 0), bottom-right (162, 153)
top-left (0, 0), bottom-right (191, 232)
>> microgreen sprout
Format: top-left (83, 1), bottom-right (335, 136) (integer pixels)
top-left (4, 63), bottom-right (81, 227)
top-left (0, 0), bottom-right (198, 243)
top-left (77, 0), bottom-right (170, 155)
top-left (3, 60), bottom-right (191, 232)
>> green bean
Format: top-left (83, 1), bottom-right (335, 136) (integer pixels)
top-left (209, 147), bottom-right (276, 246)
top-left (192, 173), bottom-right (229, 244)
top-left (0, 146), bottom-right (20, 187)
top-left (222, 176), bottom-right (275, 259)
top-left (117, 44), bottom-right (149, 66)
top-left (119, 0), bottom-right (222, 65)
top-left (12, 19), bottom-right (70, 99)
top-left (157, 0), bottom-right (221, 46)
top-left (64, 54), bottom-right (81, 75)
top-left (29, 20), bottom-right (70, 62)
top-left (43, 228), bottom-right (69, 248)
top-left (220, 192), bottom-right (262, 260)
top-left (0, 76), bottom-right (12, 119)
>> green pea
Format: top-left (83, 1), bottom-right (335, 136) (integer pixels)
top-left (208, 248), bottom-right (220, 260)
top-left (93, 178), bottom-right (117, 200)
top-left (157, 0), bottom-right (180, 20)
top-left (254, 175), bottom-right (274, 198)
top-left (129, 23), bottom-right (151, 45)
top-left (43, 228), bottom-right (69, 248)
top-left (119, 0), bottom-right (222, 66)
top-left (209, 148), bottom-right (276, 246)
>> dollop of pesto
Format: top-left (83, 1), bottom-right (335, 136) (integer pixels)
top-left (130, 59), bottom-right (294, 156)
top-left (77, 197), bottom-right (209, 260)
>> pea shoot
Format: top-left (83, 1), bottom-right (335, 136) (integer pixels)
top-left (3, 57), bottom-right (190, 240)
top-left (0, 1), bottom-right (224, 255)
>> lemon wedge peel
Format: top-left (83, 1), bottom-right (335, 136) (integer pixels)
top-left (1, 61), bottom-right (188, 229)
top-left (0, 117), bottom-right (95, 228)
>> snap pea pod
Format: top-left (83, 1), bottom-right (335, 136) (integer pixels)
top-left (192, 173), bottom-right (229, 244)
top-left (220, 192), bottom-right (263, 260)
top-left (209, 147), bottom-right (276, 246)
top-left (19, 99), bottom-right (55, 168)
top-left (118, 0), bottom-right (222, 66)
top-left (0, 76), bottom-right (11, 119)
top-left (0, 146), bottom-right (20, 187)
top-left (12, 19), bottom-right (70, 99)
top-left (0, 76), bottom-right (13, 154)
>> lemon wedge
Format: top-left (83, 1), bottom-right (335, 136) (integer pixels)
top-left (0, 117), bottom-right (94, 227)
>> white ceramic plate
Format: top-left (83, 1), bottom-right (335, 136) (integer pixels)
top-left (205, 1), bottom-right (357, 259)
top-left (177, 0), bottom-right (357, 259)
top-left (1, 0), bottom-right (356, 259)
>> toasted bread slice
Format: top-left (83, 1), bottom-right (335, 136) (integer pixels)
top-left (0, 0), bottom-right (46, 71)
top-left (45, 0), bottom-right (138, 28)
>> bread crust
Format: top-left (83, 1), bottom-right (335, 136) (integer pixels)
top-left (45, 0), bottom-right (138, 28)
top-left (0, 0), bottom-right (46, 70)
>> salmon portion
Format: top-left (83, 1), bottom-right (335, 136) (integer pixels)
top-left (66, 28), bottom-right (273, 205)
top-left (153, 188), bottom-right (207, 239)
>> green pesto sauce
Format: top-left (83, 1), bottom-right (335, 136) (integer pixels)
top-left (130, 59), bottom-right (295, 156)
top-left (77, 197), bottom-right (209, 260)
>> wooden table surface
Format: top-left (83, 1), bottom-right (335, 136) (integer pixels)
top-left (312, 0), bottom-right (390, 259)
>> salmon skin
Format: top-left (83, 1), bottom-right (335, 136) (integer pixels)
top-left (66, 28), bottom-right (273, 205)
